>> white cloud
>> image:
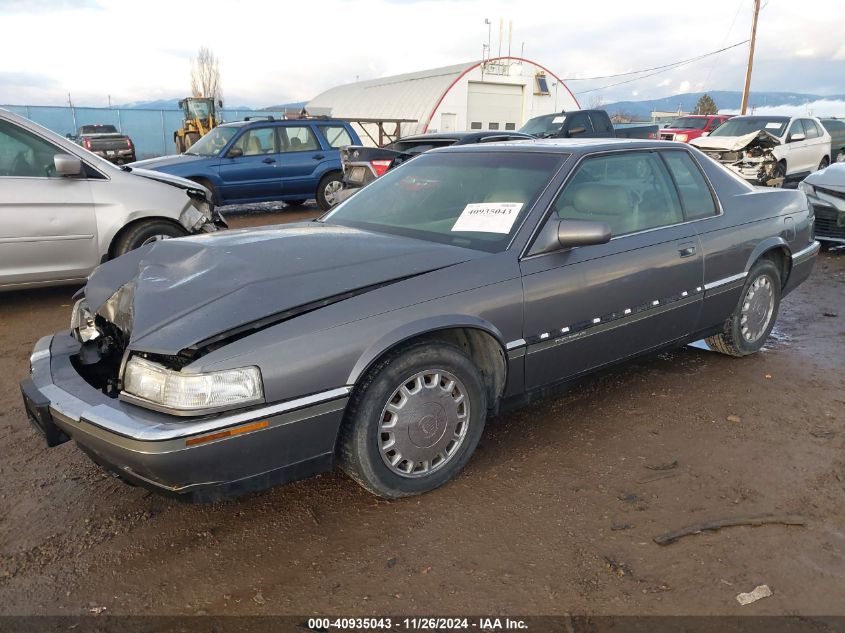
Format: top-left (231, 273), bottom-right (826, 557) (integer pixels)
top-left (0, 0), bottom-right (844, 107)
top-left (723, 99), bottom-right (845, 117)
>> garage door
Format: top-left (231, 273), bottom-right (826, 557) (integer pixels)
top-left (466, 82), bottom-right (524, 132)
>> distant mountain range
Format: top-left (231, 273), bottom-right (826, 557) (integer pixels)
top-left (118, 99), bottom-right (256, 110)
top-left (601, 91), bottom-right (845, 119)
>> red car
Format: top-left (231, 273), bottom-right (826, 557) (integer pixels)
top-left (659, 114), bottom-right (733, 143)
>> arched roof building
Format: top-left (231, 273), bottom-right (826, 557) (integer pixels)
top-left (307, 56), bottom-right (579, 143)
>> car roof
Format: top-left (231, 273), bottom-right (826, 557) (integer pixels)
top-left (430, 137), bottom-right (690, 155)
top-left (218, 118), bottom-right (349, 129)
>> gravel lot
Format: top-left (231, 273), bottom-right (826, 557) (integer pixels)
top-left (0, 206), bottom-right (843, 617)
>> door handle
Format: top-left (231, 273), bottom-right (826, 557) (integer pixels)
top-left (312, 154), bottom-right (325, 160)
top-left (262, 158), bottom-right (276, 164)
top-left (678, 244), bottom-right (696, 258)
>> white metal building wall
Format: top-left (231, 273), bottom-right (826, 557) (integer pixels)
top-left (465, 82), bottom-right (524, 131)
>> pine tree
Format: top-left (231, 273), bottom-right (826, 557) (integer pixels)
top-left (694, 94), bottom-right (718, 115)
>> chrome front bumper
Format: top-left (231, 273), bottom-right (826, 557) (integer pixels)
top-left (22, 333), bottom-right (348, 501)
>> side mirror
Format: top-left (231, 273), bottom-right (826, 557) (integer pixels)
top-left (568, 126), bottom-right (586, 137)
top-left (227, 147), bottom-right (243, 158)
top-left (788, 132), bottom-right (805, 143)
top-left (532, 219), bottom-right (611, 255)
top-left (218, 99), bottom-right (223, 108)
top-left (65, 133), bottom-right (73, 139)
top-left (54, 154), bottom-right (82, 176)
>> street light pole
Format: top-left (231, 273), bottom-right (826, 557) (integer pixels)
top-left (740, 0), bottom-right (761, 115)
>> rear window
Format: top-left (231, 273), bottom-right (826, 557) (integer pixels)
top-left (388, 139), bottom-right (457, 154)
top-left (80, 125), bottom-right (118, 134)
top-left (324, 151), bottom-right (566, 252)
top-left (319, 125), bottom-right (353, 148)
top-left (661, 151), bottom-right (717, 220)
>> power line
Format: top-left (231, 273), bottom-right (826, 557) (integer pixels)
top-left (573, 40), bottom-right (749, 95)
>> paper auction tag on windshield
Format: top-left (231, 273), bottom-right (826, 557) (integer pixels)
top-left (451, 202), bottom-right (523, 234)
top-left (765, 122), bottom-right (781, 130)
top-left (553, 116), bottom-right (566, 123)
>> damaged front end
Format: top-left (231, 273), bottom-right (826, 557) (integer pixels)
top-left (182, 186), bottom-right (227, 233)
top-left (697, 130), bottom-right (783, 187)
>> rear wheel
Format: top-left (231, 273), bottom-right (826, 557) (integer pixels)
top-left (316, 172), bottom-right (344, 211)
top-left (184, 132), bottom-right (201, 150)
top-left (338, 342), bottom-right (488, 498)
top-left (112, 220), bottom-right (187, 257)
top-left (705, 259), bottom-right (781, 357)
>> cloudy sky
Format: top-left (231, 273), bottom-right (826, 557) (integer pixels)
top-left (1, 0), bottom-right (844, 109)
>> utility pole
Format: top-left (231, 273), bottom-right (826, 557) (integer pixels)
top-left (740, 0), bottom-right (761, 115)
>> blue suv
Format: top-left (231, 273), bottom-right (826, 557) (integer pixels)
top-left (132, 118), bottom-right (361, 210)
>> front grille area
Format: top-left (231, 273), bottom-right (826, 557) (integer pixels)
top-left (814, 206), bottom-right (845, 240)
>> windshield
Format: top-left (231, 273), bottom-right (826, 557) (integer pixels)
top-left (322, 151), bottom-right (565, 253)
top-left (710, 117), bottom-right (788, 138)
top-left (666, 118), bottom-right (708, 130)
top-left (387, 139), bottom-right (456, 154)
top-left (186, 126), bottom-right (239, 155)
top-left (518, 114), bottom-right (566, 136)
top-left (187, 100), bottom-right (212, 119)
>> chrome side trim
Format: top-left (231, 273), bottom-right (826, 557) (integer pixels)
top-left (506, 338), bottom-right (527, 350)
top-left (704, 272), bottom-right (747, 291)
top-left (791, 241), bottom-right (820, 262)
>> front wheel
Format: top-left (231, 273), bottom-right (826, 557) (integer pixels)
top-left (112, 220), bottom-right (187, 257)
top-left (705, 259), bottom-right (781, 357)
top-left (818, 156), bottom-right (830, 171)
top-left (338, 342), bottom-right (488, 498)
top-left (316, 173), bottom-right (344, 211)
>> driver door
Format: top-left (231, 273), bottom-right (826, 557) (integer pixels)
top-left (216, 126), bottom-right (283, 202)
top-left (0, 119), bottom-right (97, 287)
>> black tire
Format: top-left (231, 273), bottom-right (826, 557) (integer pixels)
top-left (316, 172), bottom-right (343, 211)
top-left (284, 199), bottom-right (308, 207)
top-left (175, 135), bottom-right (184, 154)
top-left (338, 342), bottom-right (488, 499)
top-left (818, 156), bottom-right (830, 171)
top-left (184, 132), bottom-right (201, 150)
top-left (112, 220), bottom-right (187, 257)
top-left (705, 259), bottom-right (781, 357)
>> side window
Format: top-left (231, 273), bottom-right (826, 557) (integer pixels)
top-left (661, 151), bottom-right (717, 220)
top-left (0, 120), bottom-right (64, 178)
top-left (590, 113), bottom-right (612, 134)
top-left (787, 119), bottom-right (806, 141)
top-left (550, 152), bottom-right (683, 237)
top-left (567, 112), bottom-right (593, 136)
top-left (232, 127), bottom-right (278, 156)
top-left (318, 125), bottom-right (353, 148)
top-left (802, 119), bottom-right (820, 139)
top-left (280, 126), bottom-right (319, 152)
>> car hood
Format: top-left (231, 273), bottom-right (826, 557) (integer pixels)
top-left (691, 130), bottom-right (781, 152)
top-left (84, 222), bottom-right (484, 355)
top-left (804, 162), bottom-right (845, 192)
top-left (130, 153), bottom-right (209, 170)
top-left (129, 167), bottom-right (210, 194)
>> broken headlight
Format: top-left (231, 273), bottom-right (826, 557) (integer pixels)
top-left (70, 298), bottom-right (100, 343)
top-left (798, 181), bottom-right (814, 196)
top-left (122, 356), bottom-right (263, 414)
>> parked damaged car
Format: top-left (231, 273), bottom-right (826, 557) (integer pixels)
top-left (21, 139), bottom-right (819, 501)
top-left (691, 115), bottom-right (831, 186)
top-left (800, 163), bottom-right (845, 245)
top-left (0, 108), bottom-right (225, 291)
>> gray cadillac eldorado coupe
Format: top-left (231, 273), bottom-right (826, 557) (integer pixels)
top-left (21, 139), bottom-right (819, 501)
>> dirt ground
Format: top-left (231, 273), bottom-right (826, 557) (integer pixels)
top-left (0, 205), bottom-right (843, 618)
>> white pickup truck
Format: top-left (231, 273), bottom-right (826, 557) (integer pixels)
top-left (691, 115), bottom-right (831, 186)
